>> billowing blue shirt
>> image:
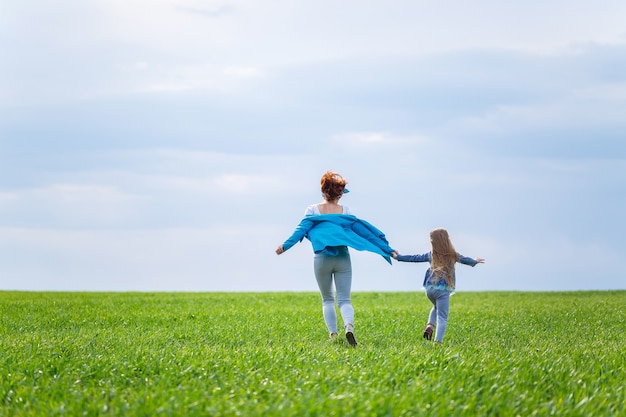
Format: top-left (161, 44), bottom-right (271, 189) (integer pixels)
top-left (396, 251), bottom-right (479, 291)
top-left (282, 214), bottom-right (395, 264)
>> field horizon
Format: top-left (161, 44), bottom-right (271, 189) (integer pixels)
top-left (1, 290), bottom-right (624, 416)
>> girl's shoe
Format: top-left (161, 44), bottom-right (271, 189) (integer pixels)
top-left (423, 324), bottom-right (434, 340)
top-left (330, 332), bottom-right (338, 340)
top-left (346, 331), bottom-right (358, 347)
top-left (345, 324), bottom-right (357, 346)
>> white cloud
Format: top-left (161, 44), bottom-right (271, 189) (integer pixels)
top-left (43, 184), bottom-right (134, 201)
top-left (176, 5), bottom-right (235, 18)
top-left (212, 174), bottom-right (283, 194)
top-left (0, 183), bottom-right (138, 206)
top-left (132, 173), bottom-right (287, 196)
top-left (0, 192), bottom-right (18, 202)
top-left (331, 131), bottom-right (431, 148)
top-left (0, 183), bottom-right (143, 228)
top-left (479, 234), bottom-right (624, 291)
top-left (104, 63), bottom-right (266, 96)
top-left (5, 1), bottom-right (626, 106)
top-left (451, 88), bottom-right (626, 137)
top-left (222, 66), bottom-right (264, 78)
top-left (111, 149), bottom-right (315, 196)
top-left (0, 224), bottom-right (310, 291)
top-left (572, 82), bottom-right (626, 104)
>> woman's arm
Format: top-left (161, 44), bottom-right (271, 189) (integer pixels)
top-left (276, 217), bottom-right (314, 255)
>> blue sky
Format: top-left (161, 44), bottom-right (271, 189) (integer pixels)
top-left (1, 1), bottom-right (625, 292)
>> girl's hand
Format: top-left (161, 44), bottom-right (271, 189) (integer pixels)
top-left (476, 258), bottom-right (485, 263)
top-left (391, 251), bottom-right (399, 260)
top-left (276, 245), bottom-right (285, 255)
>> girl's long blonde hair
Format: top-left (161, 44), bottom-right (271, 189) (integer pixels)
top-left (429, 228), bottom-right (459, 287)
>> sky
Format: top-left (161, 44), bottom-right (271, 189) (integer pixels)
top-left (1, 1), bottom-right (625, 293)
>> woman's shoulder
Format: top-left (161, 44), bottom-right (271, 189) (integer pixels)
top-left (305, 204), bottom-right (320, 216)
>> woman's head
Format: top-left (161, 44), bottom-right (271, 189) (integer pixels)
top-left (429, 228), bottom-right (458, 286)
top-left (320, 170), bottom-right (348, 201)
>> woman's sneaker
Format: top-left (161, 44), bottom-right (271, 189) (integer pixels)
top-left (423, 324), bottom-right (434, 340)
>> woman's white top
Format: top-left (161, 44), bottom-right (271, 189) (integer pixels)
top-left (305, 204), bottom-right (352, 216)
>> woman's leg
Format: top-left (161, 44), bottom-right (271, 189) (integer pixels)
top-left (314, 254), bottom-right (338, 334)
top-left (333, 249), bottom-right (354, 329)
top-left (333, 249), bottom-right (357, 346)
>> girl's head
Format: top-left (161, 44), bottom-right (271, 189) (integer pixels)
top-left (320, 170), bottom-right (348, 201)
top-left (429, 228), bottom-right (458, 286)
top-left (430, 229), bottom-right (454, 252)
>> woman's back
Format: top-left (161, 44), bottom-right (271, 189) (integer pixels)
top-left (307, 203), bottom-right (351, 215)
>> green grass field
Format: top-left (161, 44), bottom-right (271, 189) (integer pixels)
top-left (1, 291), bottom-right (624, 416)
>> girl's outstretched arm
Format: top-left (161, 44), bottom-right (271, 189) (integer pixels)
top-left (458, 254), bottom-right (484, 266)
top-left (395, 252), bottom-right (431, 263)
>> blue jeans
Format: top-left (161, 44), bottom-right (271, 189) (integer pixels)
top-left (314, 246), bottom-right (353, 334)
top-left (425, 287), bottom-right (451, 342)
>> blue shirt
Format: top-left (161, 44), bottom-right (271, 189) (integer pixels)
top-left (282, 214), bottom-right (395, 264)
top-left (396, 251), bottom-right (479, 291)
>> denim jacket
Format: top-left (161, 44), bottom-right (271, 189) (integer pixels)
top-left (395, 251), bottom-right (479, 291)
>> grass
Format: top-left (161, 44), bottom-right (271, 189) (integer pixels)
top-left (1, 291), bottom-right (624, 416)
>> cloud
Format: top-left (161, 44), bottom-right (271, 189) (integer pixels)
top-left (574, 82), bottom-right (626, 101)
top-left (4, 1), bottom-right (626, 108)
top-left (0, 148), bottom-right (330, 230)
top-left (211, 174), bottom-right (283, 194)
top-left (0, 224), bottom-right (309, 291)
top-left (104, 62), bottom-right (266, 96)
top-left (330, 132), bottom-right (432, 150)
top-left (133, 172), bottom-right (287, 196)
top-left (176, 5), bottom-right (235, 18)
top-left (454, 84), bottom-right (626, 135)
top-left (40, 184), bottom-right (135, 201)
top-left (0, 183), bottom-right (142, 228)
top-left (222, 66), bottom-right (264, 78)
top-left (0, 192), bottom-right (18, 201)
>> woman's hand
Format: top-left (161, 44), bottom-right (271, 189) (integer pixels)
top-left (476, 258), bottom-right (485, 263)
top-left (275, 245), bottom-right (285, 255)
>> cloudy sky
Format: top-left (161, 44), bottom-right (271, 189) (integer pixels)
top-left (1, 1), bottom-right (625, 292)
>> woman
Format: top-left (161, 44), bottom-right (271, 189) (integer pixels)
top-left (276, 170), bottom-right (395, 346)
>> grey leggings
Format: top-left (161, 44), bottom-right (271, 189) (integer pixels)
top-left (313, 246), bottom-right (354, 334)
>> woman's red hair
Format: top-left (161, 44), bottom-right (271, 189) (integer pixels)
top-left (320, 170), bottom-right (348, 201)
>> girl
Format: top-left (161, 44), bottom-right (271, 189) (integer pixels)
top-left (392, 228), bottom-right (484, 343)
